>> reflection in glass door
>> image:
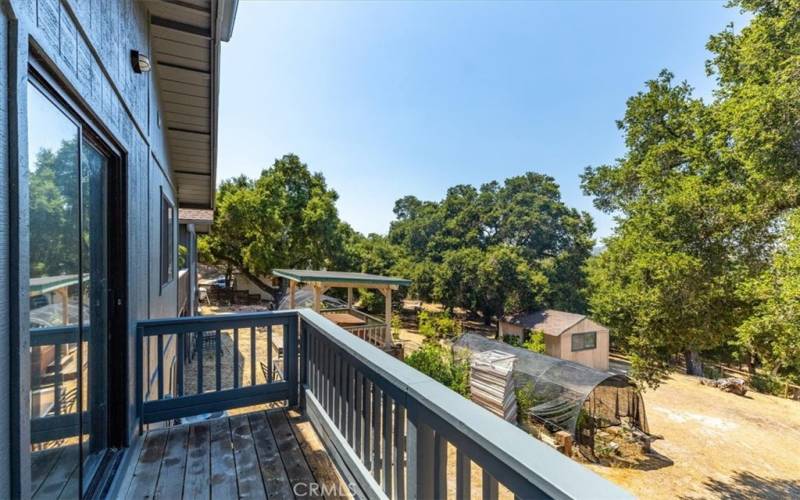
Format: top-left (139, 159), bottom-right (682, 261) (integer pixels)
top-left (27, 80), bottom-right (111, 498)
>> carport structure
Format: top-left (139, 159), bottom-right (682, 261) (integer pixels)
top-left (273, 269), bottom-right (411, 347)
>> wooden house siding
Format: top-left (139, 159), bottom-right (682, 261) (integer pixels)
top-left (1, 0), bottom-right (191, 490)
top-left (559, 318), bottom-right (610, 371)
top-left (0, 7), bottom-right (10, 498)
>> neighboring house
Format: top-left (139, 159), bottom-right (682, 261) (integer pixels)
top-left (232, 270), bottom-right (276, 302)
top-left (0, 1), bottom-right (627, 497)
top-left (499, 309), bottom-right (611, 371)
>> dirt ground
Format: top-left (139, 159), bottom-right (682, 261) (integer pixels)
top-left (586, 366), bottom-right (800, 499)
top-left (396, 303), bottom-right (800, 499)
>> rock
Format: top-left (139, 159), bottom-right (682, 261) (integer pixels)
top-left (699, 377), bottom-right (748, 396)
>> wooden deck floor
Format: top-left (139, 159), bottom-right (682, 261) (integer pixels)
top-left (120, 408), bottom-right (350, 499)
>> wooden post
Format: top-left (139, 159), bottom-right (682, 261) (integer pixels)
top-left (57, 288), bottom-right (68, 325)
top-left (289, 280), bottom-right (296, 309)
top-left (347, 287), bottom-right (353, 309)
top-left (313, 284), bottom-right (322, 313)
top-left (382, 286), bottom-right (392, 348)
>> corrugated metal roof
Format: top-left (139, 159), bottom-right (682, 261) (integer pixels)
top-left (272, 269), bottom-right (411, 286)
top-left (504, 309), bottom-right (588, 336)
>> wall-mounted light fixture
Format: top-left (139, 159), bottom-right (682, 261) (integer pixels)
top-left (131, 50), bottom-right (151, 74)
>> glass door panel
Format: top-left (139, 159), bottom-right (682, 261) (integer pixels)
top-left (80, 140), bottom-right (109, 491)
top-left (27, 81), bottom-right (82, 499)
top-left (27, 80), bottom-right (112, 498)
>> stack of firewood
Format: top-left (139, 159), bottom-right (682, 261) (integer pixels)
top-left (470, 350), bottom-right (517, 422)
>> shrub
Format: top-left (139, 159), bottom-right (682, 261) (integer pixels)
top-left (750, 373), bottom-right (784, 396)
top-left (523, 330), bottom-right (546, 354)
top-left (391, 315), bottom-right (402, 340)
top-left (418, 311), bottom-right (462, 340)
top-left (406, 342), bottom-right (470, 397)
top-left (503, 335), bottom-right (522, 347)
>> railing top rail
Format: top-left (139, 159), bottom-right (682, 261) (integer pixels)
top-left (298, 309), bottom-right (631, 500)
top-left (137, 310), bottom-right (298, 336)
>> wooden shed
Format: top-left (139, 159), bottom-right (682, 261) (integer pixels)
top-left (499, 309), bottom-right (610, 371)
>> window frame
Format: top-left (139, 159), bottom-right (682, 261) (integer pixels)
top-left (571, 331), bottom-right (597, 352)
top-left (160, 188), bottom-right (175, 288)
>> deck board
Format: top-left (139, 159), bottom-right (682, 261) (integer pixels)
top-left (267, 409), bottom-right (320, 497)
top-left (229, 415), bottom-right (267, 499)
top-left (116, 408), bottom-right (347, 499)
top-left (155, 425), bottom-right (190, 498)
top-left (287, 409), bottom-right (351, 500)
top-left (210, 417), bottom-right (239, 498)
top-left (249, 411), bottom-right (294, 499)
top-left (184, 422), bottom-right (211, 499)
top-left (125, 428), bottom-right (168, 499)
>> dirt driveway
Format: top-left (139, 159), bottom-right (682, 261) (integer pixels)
top-left (587, 367), bottom-right (800, 499)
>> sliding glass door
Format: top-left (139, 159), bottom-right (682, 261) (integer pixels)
top-left (27, 79), bottom-right (112, 498)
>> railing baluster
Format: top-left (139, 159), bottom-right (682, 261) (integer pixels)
top-left (196, 330), bottom-right (203, 394)
top-left (482, 470), bottom-right (498, 500)
top-left (434, 432), bottom-right (447, 499)
top-left (327, 343), bottom-right (334, 413)
top-left (338, 357), bottom-right (347, 431)
top-left (394, 404), bottom-right (406, 500)
top-left (267, 324), bottom-right (273, 383)
top-left (407, 415), bottom-right (434, 500)
top-left (157, 335), bottom-right (164, 400)
top-left (334, 354), bottom-right (341, 429)
top-left (372, 382), bottom-right (382, 483)
top-left (363, 379), bottom-right (372, 470)
top-left (233, 327), bottom-right (239, 389)
top-left (287, 319), bottom-right (299, 407)
top-left (346, 364), bottom-right (354, 446)
top-left (215, 329), bottom-right (222, 391)
top-left (177, 332), bottom-right (184, 397)
top-left (53, 344), bottom-right (62, 415)
top-left (250, 326), bottom-right (256, 385)
top-left (355, 371), bottom-right (363, 459)
top-left (383, 392), bottom-right (393, 496)
top-left (456, 449), bottom-right (471, 500)
top-left (312, 333), bottom-right (319, 394)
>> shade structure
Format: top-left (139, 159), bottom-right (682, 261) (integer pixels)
top-left (455, 333), bottom-right (648, 456)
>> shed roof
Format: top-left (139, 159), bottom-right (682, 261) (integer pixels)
top-left (272, 269), bottom-right (411, 287)
top-left (504, 309), bottom-right (594, 336)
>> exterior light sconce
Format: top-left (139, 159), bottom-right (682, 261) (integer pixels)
top-left (131, 50), bottom-right (151, 73)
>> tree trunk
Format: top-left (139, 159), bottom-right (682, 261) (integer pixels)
top-left (684, 350), bottom-right (703, 376)
top-left (748, 354), bottom-right (757, 375)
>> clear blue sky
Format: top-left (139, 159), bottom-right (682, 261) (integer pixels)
top-left (217, 1), bottom-right (746, 241)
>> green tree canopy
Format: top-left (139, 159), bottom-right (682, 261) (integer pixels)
top-left (201, 154), bottom-right (350, 279)
top-left (582, 0), bottom-right (800, 384)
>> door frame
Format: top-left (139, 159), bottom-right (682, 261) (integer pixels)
top-left (27, 53), bottom-right (129, 497)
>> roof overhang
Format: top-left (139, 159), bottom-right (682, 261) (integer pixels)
top-left (178, 208), bottom-right (214, 233)
top-left (147, 0), bottom-right (239, 210)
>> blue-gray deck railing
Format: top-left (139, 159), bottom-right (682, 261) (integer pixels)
top-left (136, 310), bottom-right (631, 500)
top-left (30, 325), bottom-right (85, 444)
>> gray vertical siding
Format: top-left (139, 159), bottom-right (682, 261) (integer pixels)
top-left (0, 6), bottom-right (10, 498)
top-left (3, 1), bottom-right (185, 484)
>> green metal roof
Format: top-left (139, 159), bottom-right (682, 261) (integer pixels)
top-left (29, 274), bottom-right (81, 295)
top-left (272, 269), bottom-right (411, 287)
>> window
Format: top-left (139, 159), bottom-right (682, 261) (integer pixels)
top-left (160, 191), bottom-right (175, 286)
top-left (571, 331), bottom-right (597, 352)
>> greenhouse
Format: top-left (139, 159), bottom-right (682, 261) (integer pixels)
top-left (455, 333), bottom-right (649, 458)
